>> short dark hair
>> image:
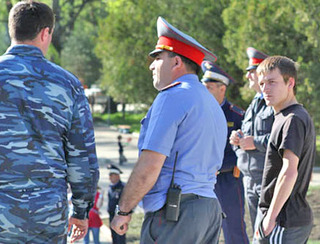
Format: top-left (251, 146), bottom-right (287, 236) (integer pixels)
top-left (257, 56), bottom-right (298, 94)
top-left (9, 1), bottom-right (55, 42)
top-left (168, 51), bottom-right (201, 75)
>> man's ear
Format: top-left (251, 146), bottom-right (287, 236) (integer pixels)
top-left (40, 27), bottom-right (50, 42)
top-left (173, 55), bottom-right (183, 69)
top-left (288, 77), bottom-right (295, 88)
top-left (221, 84), bottom-right (227, 93)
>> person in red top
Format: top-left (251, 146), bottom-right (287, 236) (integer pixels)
top-left (84, 187), bottom-right (104, 244)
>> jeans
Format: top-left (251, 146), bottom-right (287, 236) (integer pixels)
top-left (83, 227), bottom-right (100, 244)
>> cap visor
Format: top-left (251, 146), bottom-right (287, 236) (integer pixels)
top-left (201, 78), bottom-right (217, 83)
top-left (246, 65), bottom-right (258, 71)
top-left (149, 49), bottom-right (163, 57)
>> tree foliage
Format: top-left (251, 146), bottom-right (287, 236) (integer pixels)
top-left (1, 0), bottom-right (320, 131)
top-left (95, 0), bottom-right (232, 105)
top-left (95, 0), bottom-right (160, 105)
top-left (222, 0), bottom-right (320, 130)
top-left (60, 1), bottom-right (106, 87)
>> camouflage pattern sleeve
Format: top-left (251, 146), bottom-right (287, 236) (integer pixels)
top-left (64, 80), bottom-right (99, 220)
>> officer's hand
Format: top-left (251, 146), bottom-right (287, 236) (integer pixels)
top-left (239, 136), bottom-right (256, 150)
top-left (68, 217), bottom-right (88, 243)
top-left (229, 130), bottom-right (242, 146)
top-left (111, 215), bottom-right (132, 235)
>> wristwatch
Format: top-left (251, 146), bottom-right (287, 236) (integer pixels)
top-left (115, 205), bottom-right (133, 216)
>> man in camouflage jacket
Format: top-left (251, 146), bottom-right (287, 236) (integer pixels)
top-left (0, 1), bottom-right (99, 243)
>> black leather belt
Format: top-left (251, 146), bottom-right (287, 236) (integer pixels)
top-left (217, 168), bottom-right (234, 174)
top-left (146, 194), bottom-right (209, 217)
top-left (180, 193), bottom-right (208, 202)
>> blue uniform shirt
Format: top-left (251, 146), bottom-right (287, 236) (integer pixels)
top-left (0, 45), bottom-right (99, 219)
top-left (138, 74), bottom-right (227, 213)
top-left (220, 99), bottom-right (244, 171)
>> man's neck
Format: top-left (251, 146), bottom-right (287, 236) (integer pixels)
top-left (172, 69), bottom-right (195, 81)
top-left (11, 39), bottom-right (45, 55)
top-left (274, 96), bottom-right (298, 113)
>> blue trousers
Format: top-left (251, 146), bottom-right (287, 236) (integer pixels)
top-left (243, 175), bottom-right (262, 233)
top-left (83, 227), bottom-right (100, 244)
top-left (215, 172), bottom-right (249, 244)
top-left (109, 214), bottom-right (126, 244)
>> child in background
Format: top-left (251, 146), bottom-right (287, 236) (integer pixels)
top-left (84, 186), bottom-right (104, 244)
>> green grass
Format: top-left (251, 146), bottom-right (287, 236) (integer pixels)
top-left (102, 213), bottom-right (144, 244)
top-left (126, 213), bottom-right (144, 244)
top-left (93, 112), bottom-right (145, 133)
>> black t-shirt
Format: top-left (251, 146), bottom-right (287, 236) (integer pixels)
top-left (259, 104), bottom-right (315, 228)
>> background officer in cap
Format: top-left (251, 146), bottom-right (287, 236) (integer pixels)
top-left (107, 164), bottom-right (126, 244)
top-left (202, 61), bottom-right (249, 244)
top-left (0, 2), bottom-right (99, 243)
top-left (230, 47), bottom-right (274, 235)
top-left (111, 16), bottom-right (227, 243)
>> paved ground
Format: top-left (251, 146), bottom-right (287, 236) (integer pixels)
top-left (72, 122), bottom-right (320, 243)
top-left (71, 123), bottom-right (141, 244)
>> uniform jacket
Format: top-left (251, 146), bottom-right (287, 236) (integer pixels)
top-left (108, 180), bottom-right (125, 215)
top-left (235, 94), bottom-right (274, 183)
top-left (220, 99), bottom-right (244, 171)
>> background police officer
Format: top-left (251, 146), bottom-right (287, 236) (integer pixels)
top-left (107, 164), bottom-right (126, 244)
top-left (202, 61), bottom-right (249, 244)
top-left (230, 47), bottom-right (274, 235)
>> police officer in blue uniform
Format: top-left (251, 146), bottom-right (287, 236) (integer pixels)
top-left (202, 61), bottom-right (249, 244)
top-left (107, 164), bottom-right (126, 244)
top-left (111, 17), bottom-right (227, 244)
top-left (230, 47), bottom-right (274, 235)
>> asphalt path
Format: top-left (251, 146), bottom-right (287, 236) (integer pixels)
top-left (72, 122), bottom-right (320, 243)
top-left (71, 123), bottom-right (140, 244)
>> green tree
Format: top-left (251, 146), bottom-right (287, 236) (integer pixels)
top-left (60, 1), bottom-right (106, 87)
top-left (95, 0), bottom-right (160, 105)
top-left (61, 24), bottom-right (102, 87)
top-left (222, 0), bottom-right (320, 131)
top-left (96, 0), bottom-right (232, 105)
top-left (0, 0), bottom-right (15, 54)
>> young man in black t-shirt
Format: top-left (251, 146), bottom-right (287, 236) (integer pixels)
top-left (253, 56), bottom-right (315, 244)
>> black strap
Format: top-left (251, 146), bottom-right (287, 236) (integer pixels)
top-left (170, 151), bottom-right (179, 187)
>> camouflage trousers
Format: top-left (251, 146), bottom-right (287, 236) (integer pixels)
top-left (0, 188), bottom-right (68, 244)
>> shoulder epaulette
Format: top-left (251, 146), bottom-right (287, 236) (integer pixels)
top-left (161, 82), bottom-right (181, 91)
top-left (230, 104), bottom-right (245, 116)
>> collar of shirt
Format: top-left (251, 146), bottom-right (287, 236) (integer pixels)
top-left (175, 73), bottom-right (199, 83)
top-left (110, 180), bottom-right (122, 189)
top-left (5, 44), bottom-right (44, 58)
top-left (220, 98), bottom-right (226, 107)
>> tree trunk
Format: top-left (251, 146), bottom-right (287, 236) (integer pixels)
top-left (122, 103), bottom-right (126, 120)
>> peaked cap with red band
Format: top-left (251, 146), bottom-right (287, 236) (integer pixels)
top-left (149, 17), bottom-right (217, 66)
top-left (246, 47), bottom-right (268, 71)
top-left (201, 61), bottom-right (236, 86)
